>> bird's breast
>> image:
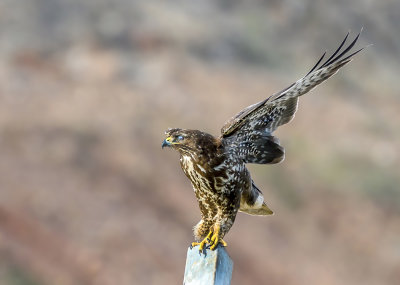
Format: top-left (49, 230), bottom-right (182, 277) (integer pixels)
top-left (180, 155), bottom-right (238, 197)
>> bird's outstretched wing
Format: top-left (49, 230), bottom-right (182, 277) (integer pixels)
top-left (221, 31), bottom-right (364, 164)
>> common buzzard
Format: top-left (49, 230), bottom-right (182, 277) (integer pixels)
top-left (162, 32), bottom-right (364, 252)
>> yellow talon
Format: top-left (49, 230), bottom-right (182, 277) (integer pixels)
top-left (191, 226), bottom-right (228, 251)
top-left (209, 225), bottom-right (228, 250)
top-left (209, 235), bottom-right (228, 250)
top-left (191, 231), bottom-right (213, 251)
top-left (220, 239), bottom-right (228, 247)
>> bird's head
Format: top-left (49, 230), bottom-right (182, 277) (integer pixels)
top-left (162, 128), bottom-right (197, 153)
top-left (162, 128), bottom-right (217, 155)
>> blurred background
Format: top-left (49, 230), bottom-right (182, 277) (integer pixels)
top-left (0, 0), bottom-right (399, 284)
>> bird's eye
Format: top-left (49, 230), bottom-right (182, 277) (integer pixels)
top-left (177, 135), bottom-right (184, 141)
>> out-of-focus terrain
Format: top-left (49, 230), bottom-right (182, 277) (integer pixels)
top-left (0, 1), bottom-right (399, 284)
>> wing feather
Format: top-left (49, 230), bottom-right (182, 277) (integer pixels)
top-left (221, 31), bottom-right (363, 137)
top-left (221, 31), bottom-right (364, 164)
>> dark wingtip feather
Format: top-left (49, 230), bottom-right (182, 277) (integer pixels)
top-left (323, 31), bottom-right (361, 66)
top-left (320, 31), bottom-right (350, 69)
top-left (304, 30), bottom-right (364, 78)
top-left (305, 51), bottom-right (326, 76)
top-left (340, 43), bottom-right (370, 62)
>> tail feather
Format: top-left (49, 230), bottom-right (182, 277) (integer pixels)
top-left (239, 180), bottom-right (273, 216)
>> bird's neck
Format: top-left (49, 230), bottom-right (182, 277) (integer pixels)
top-left (180, 139), bottom-right (224, 172)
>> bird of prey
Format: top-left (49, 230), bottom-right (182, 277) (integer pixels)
top-left (162, 32), bottom-right (364, 252)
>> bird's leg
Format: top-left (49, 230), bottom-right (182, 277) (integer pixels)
top-left (209, 224), bottom-right (228, 250)
top-left (191, 230), bottom-right (213, 251)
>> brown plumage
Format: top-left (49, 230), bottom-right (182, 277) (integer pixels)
top-left (162, 32), bottom-right (364, 252)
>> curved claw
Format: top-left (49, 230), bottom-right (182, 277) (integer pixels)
top-left (191, 240), bottom-right (207, 252)
top-left (191, 226), bottom-right (228, 252)
top-left (209, 233), bottom-right (228, 250)
top-left (209, 225), bottom-right (228, 250)
top-left (191, 231), bottom-right (213, 253)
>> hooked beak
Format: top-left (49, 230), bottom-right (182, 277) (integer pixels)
top-left (162, 136), bottom-right (173, 149)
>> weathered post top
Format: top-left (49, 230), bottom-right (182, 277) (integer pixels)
top-left (183, 245), bottom-right (233, 285)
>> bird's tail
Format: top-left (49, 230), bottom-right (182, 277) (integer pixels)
top-left (239, 181), bottom-right (274, 216)
top-left (240, 202), bottom-right (274, 216)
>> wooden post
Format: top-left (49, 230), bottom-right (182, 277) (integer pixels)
top-left (183, 245), bottom-right (233, 285)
